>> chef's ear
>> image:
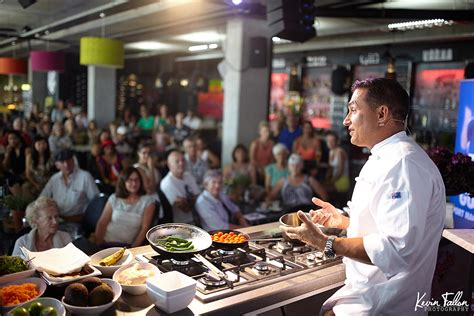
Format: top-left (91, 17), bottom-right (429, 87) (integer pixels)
top-left (377, 105), bottom-right (390, 126)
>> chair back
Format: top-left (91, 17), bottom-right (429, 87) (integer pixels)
top-left (82, 193), bottom-right (109, 238)
top-left (157, 188), bottom-right (173, 224)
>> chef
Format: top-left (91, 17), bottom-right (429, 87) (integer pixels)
top-left (281, 78), bottom-right (445, 316)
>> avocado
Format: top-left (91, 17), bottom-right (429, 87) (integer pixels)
top-left (88, 283), bottom-right (114, 306)
top-left (64, 283), bottom-right (88, 306)
top-left (81, 276), bottom-right (103, 292)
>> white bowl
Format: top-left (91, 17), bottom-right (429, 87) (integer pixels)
top-left (7, 297), bottom-right (66, 316)
top-left (0, 268), bottom-right (36, 285)
top-left (90, 247), bottom-right (134, 277)
top-left (113, 262), bottom-right (160, 295)
top-left (0, 277), bottom-right (47, 312)
top-left (61, 278), bottom-right (121, 315)
top-left (146, 271), bottom-right (196, 313)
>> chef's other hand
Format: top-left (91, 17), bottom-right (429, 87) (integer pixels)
top-left (310, 197), bottom-right (345, 229)
top-left (280, 210), bottom-right (327, 250)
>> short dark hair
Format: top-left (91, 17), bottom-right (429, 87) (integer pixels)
top-left (116, 167), bottom-right (146, 198)
top-left (232, 144), bottom-right (249, 163)
top-left (351, 78), bottom-right (409, 121)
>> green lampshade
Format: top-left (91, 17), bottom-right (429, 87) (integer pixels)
top-left (80, 37), bottom-right (124, 68)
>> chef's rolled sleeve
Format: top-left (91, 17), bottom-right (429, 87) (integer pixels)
top-left (363, 158), bottom-right (432, 278)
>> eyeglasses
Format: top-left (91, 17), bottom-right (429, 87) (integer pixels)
top-left (126, 177), bottom-right (141, 183)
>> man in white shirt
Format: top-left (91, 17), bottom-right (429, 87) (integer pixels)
top-left (40, 149), bottom-right (99, 224)
top-left (282, 78), bottom-right (445, 316)
top-left (183, 137), bottom-right (208, 187)
top-left (160, 150), bottom-right (201, 224)
top-left (183, 109), bottom-right (202, 130)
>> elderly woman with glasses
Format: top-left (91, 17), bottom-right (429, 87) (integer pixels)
top-left (12, 197), bottom-right (72, 256)
top-left (195, 170), bottom-right (249, 231)
top-left (95, 167), bottom-right (155, 247)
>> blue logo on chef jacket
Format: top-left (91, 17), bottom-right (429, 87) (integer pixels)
top-left (388, 192), bottom-right (402, 199)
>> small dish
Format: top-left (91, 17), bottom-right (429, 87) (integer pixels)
top-left (7, 297), bottom-right (66, 316)
top-left (0, 277), bottom-right (47, 312)
top-left (61, 278), bottom-right (121, 315)
top-left (113, 262), bottom-right (160, 295)
top-left (90, 247), bottom-right (133, 277)
top-left (0, 268), bottom-right (36, 285)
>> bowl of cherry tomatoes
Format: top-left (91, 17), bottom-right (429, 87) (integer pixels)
top-left (208, 230), bottom-right (250, 250)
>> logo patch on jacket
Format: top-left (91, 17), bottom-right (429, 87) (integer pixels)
top-left (388, 192), bottom-right (402, 199)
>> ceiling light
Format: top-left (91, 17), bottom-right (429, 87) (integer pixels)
top-left (232, 0), bottom-right (243, 5)
top-left (125, 41), bottom-right (172, 51)
top-left (174, 31), bottom-right (225, 43)
top-left (388, 19), bottom-right (453, 31)
top-left (21, 83), bottom-right (30, 91)
top-left (208, 43), bottom-right (218, 49)
top-left (188, 45), bottom-right (208, 52)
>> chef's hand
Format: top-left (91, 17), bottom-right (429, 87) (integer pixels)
top-left (310, 197), bottom-right (348, 229)
top-left (280, 211), bottom-right (327, 250)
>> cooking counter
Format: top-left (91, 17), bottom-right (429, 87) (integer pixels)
top-left (116, 222), bottom-right (345, 315)
top-left (442, 229), bottom-right (474, 254)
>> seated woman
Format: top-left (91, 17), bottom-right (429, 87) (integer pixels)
top-left (267, 154), bottom-right (328, 212)
top-left (96, 140), bottom-right (123, 188)
top-left (223, 144), bottom-right (257, 202)
top-left (195, 170), bottom-right (249, 231)
top-left (264, 143), bottom-right (289, 193)
top-left (2, 130), bottom-right (28, 186)
top-left (325, 131), bottom-right (350, 193)
top-left (24, 136), bottom-right (54, 196)
top-left (133, 142), bottom-right (161, 194)
top-left (292, 121), bottom-right (322, 177)
top-left (249, 121), bottom-right (275, 184)
top-left (95, 167), bottom-right (155, 247)
top-left (12, 197), bottom-right (72, 256)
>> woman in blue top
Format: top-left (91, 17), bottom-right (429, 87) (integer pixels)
top-left (264, 143), bottom-right (289, 193)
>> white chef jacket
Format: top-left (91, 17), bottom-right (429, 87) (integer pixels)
top-left (322, 132), bottom-right (445, 316)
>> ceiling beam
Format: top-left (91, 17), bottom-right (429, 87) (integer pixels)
top-left (314, 8), bottom-right (474, 20)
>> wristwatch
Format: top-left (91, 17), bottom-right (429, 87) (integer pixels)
top-left (324, 236), bottom-right (337, 258)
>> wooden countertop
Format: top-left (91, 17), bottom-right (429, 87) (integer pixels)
top-left (442, 229), bottom-right (474, 254)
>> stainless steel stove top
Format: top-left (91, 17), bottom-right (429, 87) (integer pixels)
top-left (137, 231), bottom-right (342, 303)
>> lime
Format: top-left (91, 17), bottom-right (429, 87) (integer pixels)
top-left (39, 307), bottom-right (57, 316)
top-left (12, 307), bottom-right (29, 316)
top-left (28, 301), bottom-right (43, 316)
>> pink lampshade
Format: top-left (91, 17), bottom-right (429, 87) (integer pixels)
top-left (30, 50), bottom-right (65, 72)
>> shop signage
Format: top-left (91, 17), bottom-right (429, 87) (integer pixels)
top-left (306, 56), bottom-right (327, 67)
top-left (359, 52), bottom-right (380, 65)
top-left (422, 48), bottom-right (453, 62)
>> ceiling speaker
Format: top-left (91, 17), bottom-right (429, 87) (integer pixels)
top-left (18, 0), bottom-right (37, 9)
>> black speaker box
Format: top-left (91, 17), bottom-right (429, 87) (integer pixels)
top-left (331, 66), bottom-right (351, 95)
top-left (465, 62), bottom-right (474, 79)
top-left (249, 37), bottom-right (267, 68)
top-left (18, 0), bottom-right (37, 9)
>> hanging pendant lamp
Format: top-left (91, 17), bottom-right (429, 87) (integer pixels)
top-left (0, 57), bottom-right (27, 75)
top-left (30, 50), bottom-right (65, 72)
top-left (80, 37), bottom-right (124, 68)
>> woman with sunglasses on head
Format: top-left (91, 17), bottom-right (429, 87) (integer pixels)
top-left (95, 167), bottom-right (155, 247)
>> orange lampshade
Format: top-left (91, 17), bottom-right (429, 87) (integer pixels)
top-left (0, 57), bottom-right (27, 75)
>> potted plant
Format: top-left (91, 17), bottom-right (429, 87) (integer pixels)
top-left (427, 147), bottom-right (474, 197)
top-left (1, 195), bottom-right (33, 233)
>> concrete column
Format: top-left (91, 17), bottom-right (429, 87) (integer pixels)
top-left (31, 72), bottom-right (47, 110)
top-left (221, 17), bottom-right (271, 166)
top-left (87, 66), bottom-right (116, 127)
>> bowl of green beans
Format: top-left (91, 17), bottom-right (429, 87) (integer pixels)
top-left (146, 224), bottom-right (213, 260)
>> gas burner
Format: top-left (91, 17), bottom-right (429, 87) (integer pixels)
top-left (199, 274), bottom-right (227, 287)
top-left (252, 261), bottom-right (271, 274)
top-left (171, 258), bottom-right (190, 266)
top-left (217, 249), bottom-right (236, 256)
top-left (276, 241), bottom-right (293, 251)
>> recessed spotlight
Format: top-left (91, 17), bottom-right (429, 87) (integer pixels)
top-left (174, 31), bottom-right (225, 43)
top-left (188, 44), bottom-right (208, 52)
top-left (99, 12), bottom-right (105, 18)
top-left (125, 41), bottom-right (174, 51)
top-left (232, 0), bottom-right (243, 5)
top-left (208, 43), bottom-right (218, 49)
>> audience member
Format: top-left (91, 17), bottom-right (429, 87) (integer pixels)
top-left (293, 121), bottom-right (322, 177)
top-left (114, 126), bottom-right (133, 157)
top-left (195, 170), bottom-right (249, 231)
top-left (24, 136), bottom-right (53, 195)
top-left (326, 131), bottom-right (350, 193)
top-left (183, 137), bottom-right (208, 187)
top-left (40, 149), bottom-right (99, 229)
top-left (137, 105), bottom-right (154, 131)
top-left (267, 153), bottom-right (328, 212)
top-left (134, 142), bottom-right (160, 194)
top-left (48, 122), bottom-right (72, 155)
top-left (96, 140), bottom-right (123, 188)
top-left (160, 150), bottom-right (200, 225)
top-left (12, 197), bottom-right (71, 256)
top-left (95, 167), bottom-right (155, 247)
top-left (264, 143), bottom-right (289, 193)
top-left (249, 121), bottom-right (274, 183)
top-left (2, 117), bottom-right (32, 146)
top-left (169, 112), bottom-right (190, 146)
top-left (183, 109), bottom-right (202, 130)
top-left (50, 99), bottom-right (66, 123)
top-left (87, 120), bottom-right (101, 146)
top-left (278, 114), bottom-right (302, 151)
top-left (223, 144), bottom-right (257, 202)
top-left (196, 134), bottom-right (220, 169)
top-left (154, 104), bottom-right (171, 129)
top-left (2, 130), bottom-right (27, 183)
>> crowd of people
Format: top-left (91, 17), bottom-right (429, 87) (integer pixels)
top-left (0, 101), bottom-right (350, 255)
